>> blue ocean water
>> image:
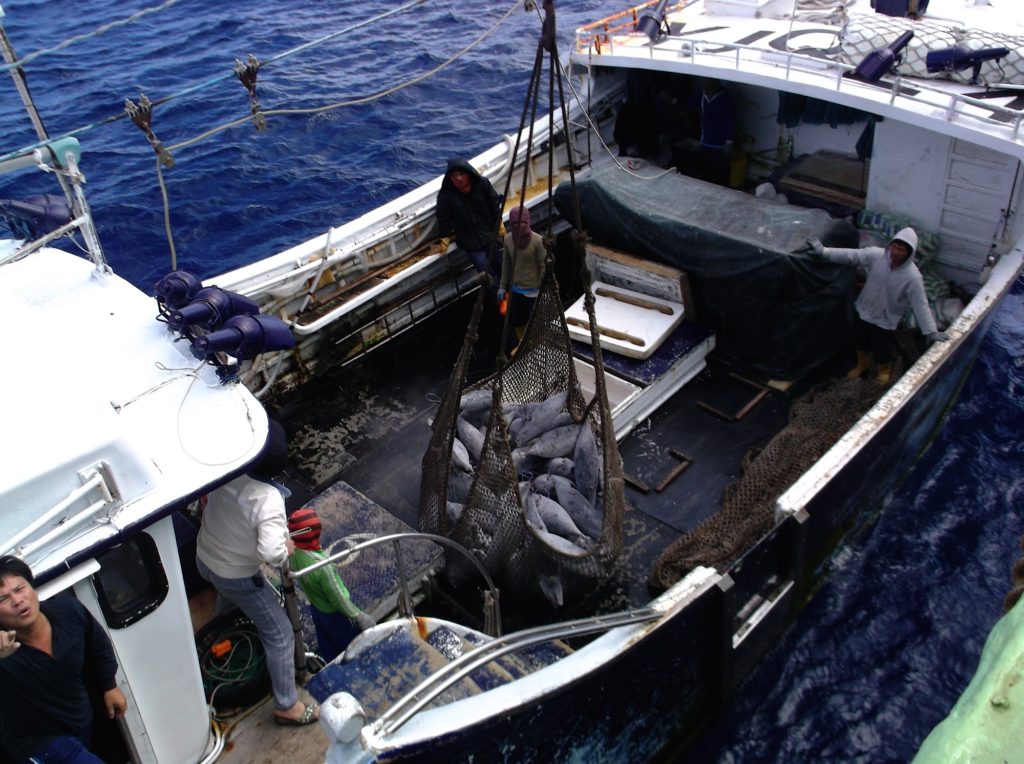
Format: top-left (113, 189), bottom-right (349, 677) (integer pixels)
top-left (0, 0), bottom-right (617, 289)
top-left (2, 2), bottom-right (1022, 760)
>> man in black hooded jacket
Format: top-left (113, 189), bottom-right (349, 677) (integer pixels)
top-left (435, 157), bottom-right (502, 275)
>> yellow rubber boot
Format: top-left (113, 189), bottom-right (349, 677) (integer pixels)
top-left (846, 350), bottom-right (871, 379)
top-left (875, 362), bottom-right (892, 385)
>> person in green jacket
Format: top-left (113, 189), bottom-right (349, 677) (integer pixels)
top-left (287, 507), bottom-right (374, 662)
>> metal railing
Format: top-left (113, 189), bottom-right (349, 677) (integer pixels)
top-left (0, 147), bottom-right (110, 271)
top-left (375, 606), bottom-right (663, 736)
top-left (573, 23), bottom-right (1024, 145)
top-left (3, 463), bottom-right (119, 559)
top-left (289, 531), bottom-right (502, 636)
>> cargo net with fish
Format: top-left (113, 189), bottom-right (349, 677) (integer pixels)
top-left (419, 268), bottom-right (625, 607)
top-left (650, 376), bottom-right (886, 590)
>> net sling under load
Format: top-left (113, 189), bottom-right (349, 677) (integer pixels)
top-left (419, 264), bottom-right (625, 608)
top-left (420, 0), bottom-right (622, 607)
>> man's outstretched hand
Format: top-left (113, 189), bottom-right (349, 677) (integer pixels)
top-left (803, 237), bottom-right (825, 259)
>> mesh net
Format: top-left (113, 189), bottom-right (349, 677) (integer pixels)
top-left (839, 14), bottom-right (1024, 86)
top-left (419, 264), bottom-right (625, 606)
top-left (650, 376), bottom-right (886, 590)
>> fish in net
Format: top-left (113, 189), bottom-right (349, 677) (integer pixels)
top-left (419, 264), bottom-right (625, 607)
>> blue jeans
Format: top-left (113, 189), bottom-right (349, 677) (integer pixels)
top-left (465, 248), bottom-right (490, 275)
top-left (311, 607), bottom-right (359, 663)
top-left (28, 736), bottom-right (103, 764)
top-left (196, 558), bottom-right (298, 711)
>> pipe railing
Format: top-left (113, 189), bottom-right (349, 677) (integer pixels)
top-left (3, 468), bottom-right (112, 555)
top-left (574, 29), bottom-right (1024, 143)
top-left (289, 531), bottom-right (502, 636)
top-left (376, 607), bottom-right (663, 736)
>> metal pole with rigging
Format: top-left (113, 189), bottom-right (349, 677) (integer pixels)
top-left (0, 7), bottom-right (109, 270)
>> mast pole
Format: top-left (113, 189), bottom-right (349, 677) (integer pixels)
top-left (0, 7), bottom-right (108, 270)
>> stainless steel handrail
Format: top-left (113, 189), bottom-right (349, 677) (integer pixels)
top-left (376, 606), bottom-right (662, 736)
top-left (573, 32), bottom-right (1024, 144)
top-left (289, 531), bottom-right (502, 636)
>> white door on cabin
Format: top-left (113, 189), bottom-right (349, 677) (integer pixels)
top-left (936, 139), bottom-right (1020, 273)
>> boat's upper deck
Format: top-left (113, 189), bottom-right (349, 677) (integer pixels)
top-left (571, 0), bottom-right (1024, 160)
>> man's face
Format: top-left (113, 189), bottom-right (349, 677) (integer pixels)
top-left (889, 241), bottom-right (912, 268)
top-left (0, 575), bottom-right (40, 632)
top-left (450, 170), bottom-right (469, 186)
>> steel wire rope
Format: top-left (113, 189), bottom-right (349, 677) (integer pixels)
top-left (558, 39), bottom-right (677, 181)
top-left (495, 10), bottom-right (546, 359)
top-left (154, 0), bottom-right (521, 273)
top-left (0, 0), bottom-right (431, 164)
top-left (165, 0), bottom-right (521, 153)
top-left (0, 0), bottom-right (182, 74)
top-left (105, 357), bottom-right (260, 465)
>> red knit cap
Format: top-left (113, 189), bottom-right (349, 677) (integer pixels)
top-left (287, 507), bottom-right (322, 550)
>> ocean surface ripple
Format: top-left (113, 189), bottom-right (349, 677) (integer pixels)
top-left (2, 2), bottom-right (1022, 761)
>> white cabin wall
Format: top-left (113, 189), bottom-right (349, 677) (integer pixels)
top-left (788, 121), bottom-right (863, 158)
top-left (865, 120), bottom-right (950, 232)
top-left (732, 84), bottom-right (864, 158)
top-left (76, 519), bottom-right (212, 764)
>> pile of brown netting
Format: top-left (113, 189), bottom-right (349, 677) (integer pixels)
top-left (650, 374), bottom-right (888, 590)
top-left (419, 267), bottom-right (625, 607)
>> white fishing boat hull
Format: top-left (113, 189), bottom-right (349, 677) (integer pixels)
top-left (4, 1), bottom-right (1023, 762)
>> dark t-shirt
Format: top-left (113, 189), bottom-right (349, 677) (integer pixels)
top-left (0, 597), bottom-right (118, 761)
top-left (699, 89), bottom-right (735, 149)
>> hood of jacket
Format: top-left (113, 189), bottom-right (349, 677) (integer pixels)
top-left (440, 157), bottom-right (483, 193)
top-left (889, 227), bottom-right (918, 260)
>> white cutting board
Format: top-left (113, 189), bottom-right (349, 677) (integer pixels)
top-left (564, 280), bottom-right (685, 359)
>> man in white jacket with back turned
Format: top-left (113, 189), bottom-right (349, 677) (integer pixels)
top-left (806, 227), bottom-right (947, 384)
top-left (196, 420), bottom-right (319, 727)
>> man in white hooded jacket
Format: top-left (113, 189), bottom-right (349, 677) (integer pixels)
top-left (806, 227), bottom-right (948, 384)
top-left (196, 420), bottom-right (318, 726)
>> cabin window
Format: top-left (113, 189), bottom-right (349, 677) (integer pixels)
top-left (94, 534), bottom-right (169, 628)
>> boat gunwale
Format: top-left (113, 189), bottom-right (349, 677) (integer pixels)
top-left (210, 114), bottom-right (567, 299)
top-left (777, 245), bottom-right (1024, 517)
top-left (357, 566), bottom-right (721, 753)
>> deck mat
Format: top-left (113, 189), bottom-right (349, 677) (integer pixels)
top-left (305, 481), bottom-right (444, 621)
top-left (617, 364), bottom-right (791, 535)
